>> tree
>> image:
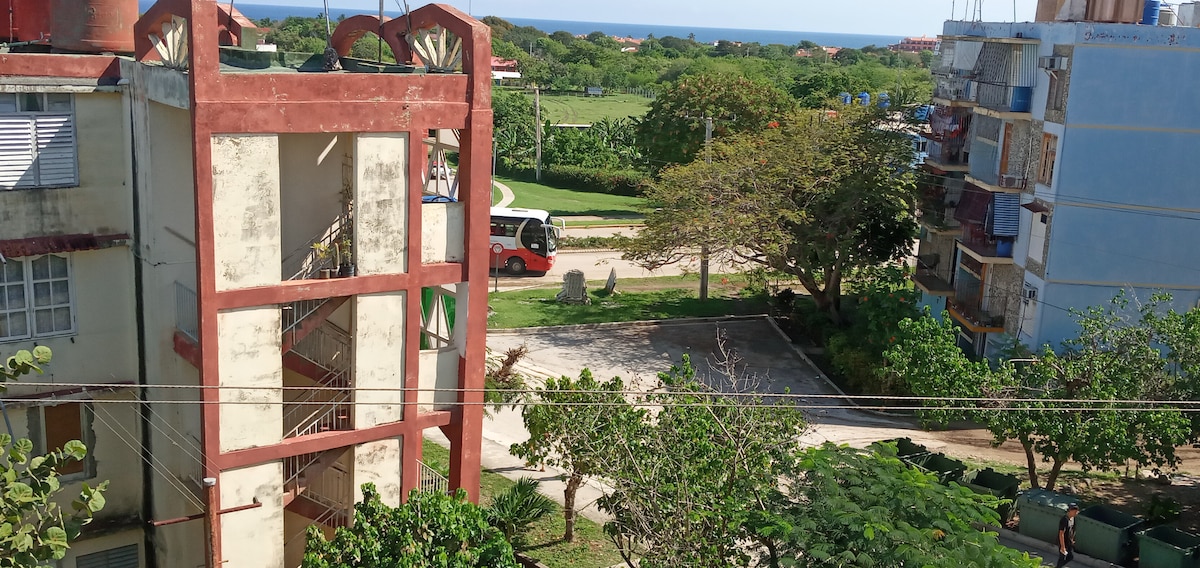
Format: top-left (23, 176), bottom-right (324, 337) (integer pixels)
top-left (885, 293), bottom-right (1197, 490)
top-left (598, 351), bottom-right (806, 567)
top-left (760, 443), bottom-right (1042, 567)
top-left (510, 369), bottom-right (643, 543)
top-left (635, 74), bottom-right (796, 166)
top-left (622, 107), bottom-right (918, 322)
top-left (1, 348), bottom-right (109, 567)
top-left (484, 477), bottom-right (555, 548)
top-left (492, 89), bottom-right (536, 169)
top-left (303, 484), bottom-right (517, 568)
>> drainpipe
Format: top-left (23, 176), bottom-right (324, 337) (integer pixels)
top-left (126, 84), bottom-right (160, 568)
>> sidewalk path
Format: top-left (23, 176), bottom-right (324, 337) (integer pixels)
top-left (493, 179), bottom-right (516, 207)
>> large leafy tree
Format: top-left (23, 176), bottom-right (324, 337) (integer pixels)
top-left (492, 89), bottom-right (536, 169)
top-left (761, 443), bottom-right (1041, 568)
top-left (635, 74), bottom-right (796, 166)
top-left (622, 107), bottom-right (918, 322)
top-left (886, 294), bottom-right (1197, 490)
top-left (303, 484), bottom-right (517, 568)
top-left (510, 370), bottom-right (643, 543)
top-left (598, 352), bottom-right (806, 568)
top-left (1, 348), bottom-right (108, 567)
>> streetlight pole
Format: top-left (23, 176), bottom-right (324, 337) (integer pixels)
top-left (699, 116), bottom-right (713, 302)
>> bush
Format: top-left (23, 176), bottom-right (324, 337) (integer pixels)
top-left (543, 165), bottom-right (649, 196)
top-left (498, 164), bottom-right (649, 197)
top-left (826, 332), bottom-right (882, 395)
top-left (486, 477), bottom-right (556, 549)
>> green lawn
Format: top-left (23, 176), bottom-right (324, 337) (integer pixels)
top-left (496, 175), bottom-right (645, 218)
top-left (487, 285), bottom-right (769, 329)
top-left (531, 92), bottom-right (652, 125)
top-left (421, 441), bottom-right (624, 568)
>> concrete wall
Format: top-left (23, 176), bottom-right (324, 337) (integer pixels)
top-left (0, 91), bottom-right (131, 239)
top-left (212, 134), bottom-right (281, 291)
top-left (221, 462), bottom-right (285, 568)
top-left (353, 293), bottom-right (406, 427)
top-left (418, 348), bottom-right (462, 412)
top-left (218, 307), bottom-right (283, 452)
top-left (60, 529), bottom-right (146, 568)
top-left (353, 439), bottom-right (403, 507)
top-left (421, 202), bottom-right (465, 263)
top-left (353, 133), bottom-right (408, 275)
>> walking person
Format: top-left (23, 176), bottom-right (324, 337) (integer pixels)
top-left (1055, 503), bottom-right (1080, 567)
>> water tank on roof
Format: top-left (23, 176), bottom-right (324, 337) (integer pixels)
top-left (878, 93), bottom-right (891, 109)
top-left (1160, 6), bottom-right (1178, 25)
top-left (49, 0), bottom-right (137, 53)
top-left (1143, 0), bottom-right (1162, 24)
top-left (857, 91), bottom-right (871, 106)
top-left (8, 0), bottom-right (52, 43)
top-left (839, 92), bottom-right (853, 105)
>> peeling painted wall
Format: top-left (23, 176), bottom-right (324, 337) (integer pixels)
top-left (218, 307), bottom-right (283, 452)
top-left (212, 135), bottom-right (281, 291)
top-left (353, 134), bottom-right (408, 275)
top-left (353, 439), bottom-right (402, 507)
top-left (421, 202), bottom-right (465, 263)
top-left (352, 292), bottom-right (405, 428)
top-left (220, 462), bottom-right (285, 568)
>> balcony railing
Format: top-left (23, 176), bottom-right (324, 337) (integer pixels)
top-left (175, 282), bottom-right (198, 341)
top-left (933, 79), bottom-right (978, 104)
top-left (977, 83), bottom-right (1032, 114)
top-left (927, 139), bottom-right (969, 169)
top-left (958, 237), bottom-right (1014, 262)
top-left (948, 298), bottom-right (1006, 332)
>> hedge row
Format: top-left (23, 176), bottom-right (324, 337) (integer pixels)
top-left (501, 165), bottom-right (649, 197)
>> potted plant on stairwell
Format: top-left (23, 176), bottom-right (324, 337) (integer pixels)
top-left (311, 242), bottom-right (335, 279)
top-left (336, 238), bottom-right (355, 278)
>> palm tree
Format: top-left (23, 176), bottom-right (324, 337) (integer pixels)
top-left (485, 477), bottom-right (556, 548)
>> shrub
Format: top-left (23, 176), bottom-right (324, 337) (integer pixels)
top-left (485, 477), bottom-right (557, 549)
top-left (542, 165), bottom-right (649, 196)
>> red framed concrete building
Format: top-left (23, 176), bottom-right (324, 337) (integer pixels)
top-left (1, 1), bottom-right (492, 566)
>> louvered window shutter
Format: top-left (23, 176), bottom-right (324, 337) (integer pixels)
top-left (35, 114), bottom-right (77, 187)
top-left (0, 111), bottom-right (77, 189)
top-left (0, 115), bottom-right (36, 189)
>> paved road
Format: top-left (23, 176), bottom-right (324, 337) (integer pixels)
top-left (492, 179), bottom-right (516, 207)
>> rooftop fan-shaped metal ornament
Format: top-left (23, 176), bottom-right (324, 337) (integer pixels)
top-left (407, 25), bottom-right (462, 73)
top-left (150, 16), bottom-right (189, 71)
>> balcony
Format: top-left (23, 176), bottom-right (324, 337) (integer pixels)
top-left (966, 172), bottom-right (1027, 193)
top-left (957, 237), bottom-right (1014, 264)
top-left (925, 138), bottom-right (969, 172)
top-left (932, 78), bottom-right (979, 107)
top-left (913, 269), bottom-right (954, 297)
top-left (947, 299), bottom-right (1006, 333)
top-left (974, 84), bottom-right (1033, 119)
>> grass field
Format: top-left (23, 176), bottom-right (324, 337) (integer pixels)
top-left (496, 175), bottom-right (646, 218)
top-left (532, 92), bottom-right (652, 125)
top-left (487, 280), bottom-right (769, 329)
top-left (421, 441), bottom-right (624, 568)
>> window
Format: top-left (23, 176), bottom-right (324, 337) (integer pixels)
top-left (1038, 133), bottom-right (1058, 186)
top-left (0, 92), bottom-right (78, 190)
top-left (1028, 212), bottom-right (1048, 265)
top-left (0, 255), bottom-right (75, 341)
top-left (31, 402), bottom-right (94, 478)
top-left (76, 544), bottom-right (139, 568)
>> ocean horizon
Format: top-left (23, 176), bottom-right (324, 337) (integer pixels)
top-left (138, 2), bottom-right (907, 49)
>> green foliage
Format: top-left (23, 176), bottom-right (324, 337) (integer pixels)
top-left (484, 477), bottom-right (555, 548)
top-left (760, 443), bottom-right (1042, 568)
top-left (886, 293), bottom-right (1199, 490)
top-left (540, 165), bottom-right (648, 197)
top-left (636, 74), bottom-right (796, 166)
top-left (1, 347), bottom-right (109, 568)
top-left (493, 89), bottom-right (536, 170)
top-left (511, 370), bottom-right (644, 542)
top-left (623, 106), bottom-right (919, 321)
top-left (303, 484), bottom-right (517, 568)
top-left (597, 354), bottom-right (806, 567)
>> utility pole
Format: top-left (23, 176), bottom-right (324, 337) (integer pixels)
top-left (535, 86), bottom-right (543, 182)
top-left (699, 116), bottom-right (713, 302)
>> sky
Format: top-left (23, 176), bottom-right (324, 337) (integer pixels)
top-left (245, 0), bottom-right (1043, 36)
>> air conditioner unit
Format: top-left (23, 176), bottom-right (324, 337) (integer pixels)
top-left (1038, 56), bottom-right (1068, 70)
top-left (997, 175), bottom-right (1027, 190)
top-left (1023, 283), bottom-right (1038, 303)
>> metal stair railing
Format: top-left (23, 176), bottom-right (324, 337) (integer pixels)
top-left (291, 323), bottom-right (352, 386)
top-left (281, 213), bottom-right (350, 282)
top-left (283, 323), bottom-right (353, 439)
top-left (302, 464), bottom-right (353, 528)
top-left (283, 390), bottom-right (353, 440)
top-left (418, 460), bottom-right (449, 494)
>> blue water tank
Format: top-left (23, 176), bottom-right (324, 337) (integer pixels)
top-left (857, 91), bottom-right (871, 106)
top-left (1143, 0), bottom-right (1162, 24)
top-left (839, 92), bottom-right (852, 105)
top-left (1010, 87), bottom-right (1033, 113)
top-left (878, 93), bottom-right (891, 109)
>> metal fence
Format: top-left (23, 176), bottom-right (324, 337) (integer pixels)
top-left (174, 282), bottom-right (198, 341)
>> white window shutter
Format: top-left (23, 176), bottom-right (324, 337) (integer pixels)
top-left (0, 115), bottom-right (36, 189)
top-left (34, 114), bottom-right (77, 187)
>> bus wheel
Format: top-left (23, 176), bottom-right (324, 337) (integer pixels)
top-left (505, 257), bottom-right (527, 275)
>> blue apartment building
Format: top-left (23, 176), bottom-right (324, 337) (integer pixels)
top-left (914, 17), bottom-right (1200, 357)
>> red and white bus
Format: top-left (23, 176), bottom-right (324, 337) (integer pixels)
top-left (489, 207), bottom-right (564, 274)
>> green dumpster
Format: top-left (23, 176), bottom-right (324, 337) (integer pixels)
top-left (872, 437), bottom-right (928, 461)
top-left (1016, 488), bottom-right (1078, 544)
top-left (907, 453), bottom-right (967, 485)
top-left (1075, 504), bottom-right (1146, 565)
top-left (962, 468), bottom-right (1021, 523)
top-left (1136, 526), bottom-right (1200, 568)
